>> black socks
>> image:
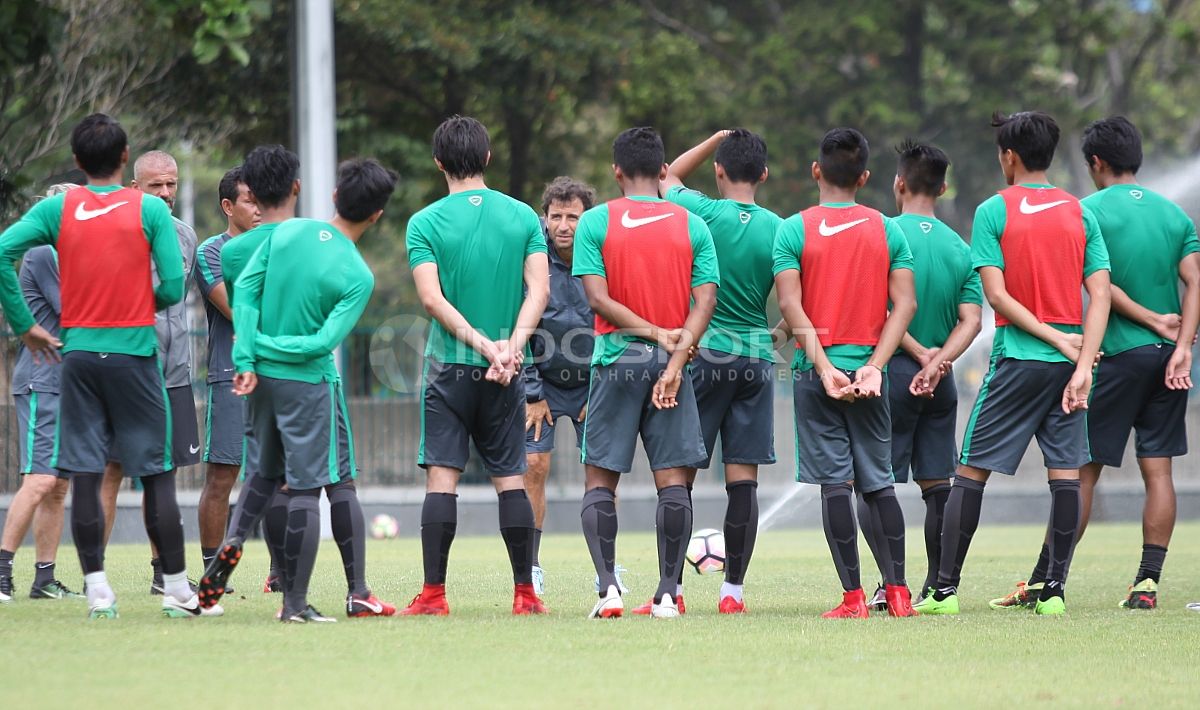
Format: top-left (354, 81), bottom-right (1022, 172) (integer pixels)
top-left (227, 472), bottom-right (280, 543)
top-left (498, 490), bottom-right (536, 585)
top-left (420, 492), bottom-right (457, 585)
top-left (282, 489), bottom-right (322, 614)
top-left (263, 489), bottom-right (289, 579)
top-left (921, 483), bottom-right (951, 593)
top-left (532, 528), bottom-right (543, 568)
top-left (861, 486), bottom-right (906, 587)
top-left (328, 481), bottom-right (368, 597)
top-left (821, 483), bottom-right (860, 592)
top-left (724, 480), bottom-right (758, 586)
top-left (1042, 479), bottom-right (1081, 600)
top-left (935, 476), bottom-right (986, 596)
top-left (1137, 544), bottom-right (1168, 584)
top-left (655, 485), bottom-right (692, 603)
top-left (581, 487), bottom-right (618, 596)
top-left (141, 472), bottom-right (186, 576)
top-left (674, 484), bottom-right (693, 587)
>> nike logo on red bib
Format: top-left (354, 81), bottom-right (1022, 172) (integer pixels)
top-left (620, 210), bottom-right (675, 229)
top-left (817, 218), bottom-right (868, 237)
top-left (1018, 197), bottom-right (1070, 215)
top-left (74, 202), bottom-right (128, 221)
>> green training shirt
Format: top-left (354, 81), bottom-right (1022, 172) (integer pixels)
top-left (894, 213), bottom-right (982, 351)
top-left (232, 219), bottom-right (374, 384)
top-left (971, 184), bottom-right (1110, 363)
top-left (405, 188), bottom-right (546, 367)
top-left (771, 204), bottom-right (914, 372)
top-left (1081, 184), bottom-right (1200, 356)
top-left (666, 186), bottom-right (781, 362)
top-left (0, 185), bottom-right (181, 356)
top-left (220, 221), bottom-right (280, 306)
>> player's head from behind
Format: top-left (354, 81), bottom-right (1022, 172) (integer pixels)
top-left (334, 158), bottom-right (399, 227)
top-left (714, 128), bottom-right (768, 190)
top-left (432, 115), bottom-right (490, 181)
top-left (70, 113), bottom-right (128, 180)
top-left (611, 126), bottom-right (666, 192)
top-left (132, 150), bottom-right (179, 211)
top-left (1081, 116), bottom-right (1142, 188)
top-left (241, 144), bottom-right (300, 211)
top-left (991, 110), bottom-right (1059, 185)
top-left (218, 166), bottom-right (261, 235)
top-left (541, 176), bottom-right (596, 254)
top-left (813, 127), bottom-right (869, 193)
top-left (893, 139), bottom-right (949, 211)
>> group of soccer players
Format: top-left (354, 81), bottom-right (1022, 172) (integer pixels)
top-left (0, 107), bottom-right (1195, 621)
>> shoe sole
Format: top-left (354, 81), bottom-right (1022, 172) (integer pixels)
top-left (162, 606), bottom-right (201, 619)
top-left (198, 544), bottom-right (242, 609)
top-left (89, 606), bottom-right (118, 620)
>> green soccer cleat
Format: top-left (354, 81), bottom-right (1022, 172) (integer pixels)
top-left (1119, 578), bottom-right (1158, 610)
top-left (88, 601), bottom-right (119, 620)
top-left (1035, 595), bottom-right (1066, 616)
top-left (913, 592), bottom-right (959, 615)
top-left (30, 579), bottom-right (84, 600)
top-left (989, 581), bottom-right (1041, 610)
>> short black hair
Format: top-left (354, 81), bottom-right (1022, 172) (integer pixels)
top-left (217, 166), bottom-right (243, 206)
top-left (714, 129), bottom-right (768, 184)
top-left (335, 158), bottom-right (399, 222)
top-left (432, 116), bottom-right (489, 180)
top-left (241, 144), bottom-right (299, 208)
top-left (612, 127), bottom-right (665, 180)
top-left (70, 114), bottom-right (127, 178)
top-left (541, 176), bottom-right (596, 214)
top-left (1081, 116), bottom-right (1142, 175)
top-left (895, 139), bottom-right (950, 197)
top-left (818, 128), bottom-right (869, 188)
top-left (991, 111), bottom-right (1059, 172)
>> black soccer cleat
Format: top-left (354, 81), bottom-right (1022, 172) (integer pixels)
top-left (198, 540), bottom-right (243, 609)
top-left (281, 605), bottom-right (338, 624)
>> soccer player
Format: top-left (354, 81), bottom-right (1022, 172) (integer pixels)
top-left (401, 116), bottom-right (549, 617)
top-left (774, 128), bottom-right (917, 619)
top-left (657, 128), bottom-right (781, 614)
top-left (522, 176), bottom-right (597, 596)
top-left (0, 114), bottom-right (202, 619)
top-left (229, 158), bottom-right (399, 623)
top-left (860, 141), bottom-right (982, 610)
top-left (0, 184), bottom-right (83, 604)
top-left (575, 126), bottom-right (718, 620)
top-left (915, 111), bottom-right (1111, 617)
top-left (999, 117), bottom-right (1198, 611)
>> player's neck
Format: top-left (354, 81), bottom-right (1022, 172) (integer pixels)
top-left (817, 185), bottom-right (858, 205)
top-left (226, 223), bottom-right (244, 238)
top-left (445, 175), bottom-right (487, 194)
top-left (621, 177), bottom-right (662, 199)
top-left (329, 216), bottom-right (367, 243)
top-left (1013, 169), bottom-right (1051, 186)
top-left (1097, 173), bottom-right (1138, 189)
top-left (718, 181), bottom-right (757, 204)
top-left (258, 206), bottom-right (295, 224)
top-left (900, 196), bottom-right (938, 218)
top-left (86, 173), bottom-right (123, 188)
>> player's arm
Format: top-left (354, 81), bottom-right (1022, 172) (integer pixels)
top-left (412, 262), bottom-right (510, 366)
top-left (979, 267), bottom-right (1084, 360)
top-left (0, 199), bottom-right (63, 360)
top-left (910, 303), bottom-right (983, 397)
top-left (652, 281), bottom-right (717, 409)
top-left (194, 241), bottom-right (232, 320)
top-left (580, 275), bottom-right (685, 350)
top-left (776, 269), bottom-right (851, 399)
top-left (1108, 284), bottom-right (1181, 341)
top-left (254, 277), bottom-right (373, 363)
top-left (855, 267), bottom-right (915, 397)
top-left (1062, 268), bottom-right (1111, 413)
top-left (144, 198), bottom-right (184, 311)
top-left (661, 130), bottom-right (730, 194)
top-left (230, 238), bottom-right (271, 394)
top-left (1166, 253), bottom-right (1200, 389)
top-left (500, 251), bottom-right (550, 373)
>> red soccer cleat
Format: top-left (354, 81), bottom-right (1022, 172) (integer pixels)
top-left (512, 583), bottom-right (549, 615)
top-left (262, 575), bottom-right (282, 593)
top-left (822, 588), bottom-right (869, 619)
top-left (632, 594), bottom-right (686, 616)
top-left (718, 596), bottom-right (746, 614)
top-left (398, 583), bottom-right (449, 616)
top-left (347, 593), bottom-right (398, 617)
top-left (885, 584), bottom-right (918, 617)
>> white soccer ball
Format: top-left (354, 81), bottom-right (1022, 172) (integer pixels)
top-left (369, 513), bottom-right (400, 540)
top-left (685, 528), bottom-right (726, 575)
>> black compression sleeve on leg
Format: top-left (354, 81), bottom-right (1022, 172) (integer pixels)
top-left (1029, 540), bottom-right (1050, 585)
top-left (420, 492), bottom-right (457, 586)
top-left (862, 486), bottom-right (906, 587)
top-left (921, 482), bottom-right (952, 593)
top-left (723, 480), bottom-right (758, 586)
top-left (655, 485), bottom-right (692, 603)
top-left (531, 528), bottom-right (542, 568)
top-left (142, 472), bottom-right (186, 576)
top-left (69, 473), bottom-right (106, 574)
top-left (855, 490), bottom-right (885, 584)
top-left (227, 472), bottom-right (281, 543)
top-left (581, 487), bottom-right (619, 595)
top-left (263, 488), bottom-right (289, 578)
top-left (1042, 479), bottom-right (1082, 600)
top-left (327, 481), bottom-right (368, 597)
top-left (675, 483), bottom-right (694, 586)
top-left (936, 476), bottom-right (985, 593)
top-left (498, 489), bottom-right (536, 586)
top-left (282, 488), bottom-right (321, 615)
top-left (821, 483), bottom-right (860, 591)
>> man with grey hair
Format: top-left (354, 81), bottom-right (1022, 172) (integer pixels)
top-left (99, 149), bottom-right (205, 597)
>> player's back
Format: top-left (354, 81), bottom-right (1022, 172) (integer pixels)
top-left (895, 214), bottom-right (974, 349)
top-left (221, 221), bottom-right (280, 304)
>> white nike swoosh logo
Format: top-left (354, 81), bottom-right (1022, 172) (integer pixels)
top-left (817, 218), bottom-right (868, 237)
top-left (353, 598), bottom-right (383, 613)
top-left (1018, 197), bottom-right (1070, 214)
top-left (74, 201), bottom-right (129, 221)
top-left (189, 444), bottom-right (201, 454)
top-left (620, 210), bottom-right (674, 229)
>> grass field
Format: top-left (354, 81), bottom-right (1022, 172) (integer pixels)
top-left (4, 522), bottom-right (1199, 708)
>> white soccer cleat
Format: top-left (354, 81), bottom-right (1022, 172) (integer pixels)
top-left (651, 593), bottom-right (680, 619)
top-left (161, 593), bottom-right (203, 618)
top-left (532, 565), bottom-right (546, 596)
top-left (589, 584), bottom-right (624, 619)
top-left (200, 602), bottom-right (225, 617)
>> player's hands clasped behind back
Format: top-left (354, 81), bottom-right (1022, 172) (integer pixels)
top-left (819, 367), bottom-right (855, 401)
top-left (21, 324), bottom-right (62, 364)
top-left (233, 371), bottom-right (258, 395)
top-left (652, 366), bottom-right (682, 409)
top-left (484, 339), bottom-right (523, 386)
top-left (1165, 346), bottom-right (1193, 390)
top-left (1062, 367), bottom-right (1092, 414)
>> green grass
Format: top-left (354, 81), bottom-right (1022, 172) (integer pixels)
top-left (5, 522), bottom-right (1200, 708)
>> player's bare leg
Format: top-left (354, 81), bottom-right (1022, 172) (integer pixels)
top-left (198, 463), bottom-right (238, 571)
top-left (28, 478), bottom-right (76, 598)
top-left (1, 474), bottom-right (73, 601)
top-left (525, 450), bottom-right (550, 592)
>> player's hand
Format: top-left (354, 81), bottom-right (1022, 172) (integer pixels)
top-left (577, 403), bottom-right (587, 422)
top-left (1054, 333), bottom-right (1084, 364)
top-left (485, 340), bottom-right (520, 386)
top-left (909, 362), bottom-right (944, 399)
top-left (525, 399), bottom-right (552, 441)
top-left (21, 325), bottom-right (62, 364)
top-left (1152, 312), bottom-right (1183, 341)
top-left (914, 346), bottom-right (939, 369)
top-left (1061, 367), bottom-right (1092, 414)
top-left (1165, 346), bottom-right (1193, 390)
top-left (655, 328), bottom-right (685, 353)
top-left (848, 364), bottom-right (883, 399)
top-left (819, 367), bottom-right (855, 401)
top-left (652, 367), bottom-right (683, 409)
top-left (232, 371), bottom-right (258, 395)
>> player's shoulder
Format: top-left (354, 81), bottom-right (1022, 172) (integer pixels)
top-left (577, 201), bottom-right (610, 228)
top-left (200, 232), bottom-right (228, 252)
top-left (171, 216), bottom-right (197, 237)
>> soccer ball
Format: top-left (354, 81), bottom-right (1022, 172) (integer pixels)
top-left (685, 528), bottom-right (725, 575)
top-left (369, 513), bottom-right (400, 540)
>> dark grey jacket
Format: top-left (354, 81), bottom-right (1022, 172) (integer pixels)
top-left (523, 236), bottom-right (594, 401)
top-left (155, 217), bottom-right (197, 388)
top-left (10, 246), bottom-right (61, 395)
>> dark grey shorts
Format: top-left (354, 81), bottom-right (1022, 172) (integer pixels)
top-left (204, 382), bottom-right (244, 466)
top-left (244, 376), bottom-right (356, 491)
top-left (888, 353), bottom-right (957, 482)
top-left (960, 358), bottom-right (1087, 475)
top-left (791, 368), bottom-right (894, 492)
top-left (420, 361), bottom-right (527, 476)
top-left (57, 352), bottom-right (172, 477)
top-left (169, 385), bottom-right (202, 467)
top-left (580, 344), bottom-right (707, 474)
top-left (1088, 343), bottom-right (1187, 467)
top-left (691, 349), bottom-right (775, 468)
top-left (14, 391), bottom-right (62, 476)
top-left (525, 378), bottom-right (588, 454)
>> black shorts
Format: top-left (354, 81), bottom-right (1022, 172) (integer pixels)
top-left (204, 382), bottom-right (244, 466)
top-left (691, 349), bottom-right (775, 469)
top-left (57, 351), bottom-right (172, 477)
top-left (888, 353), bottom-right (957, 482)
top-left (791, 368), bottom-right (893, 493)
top-left (168, 385), bottom-right (202, 467)
top-left (244, 376), bottom-right (356, 491)
top-left (960, 358), bottom-right (1087, 475)
top-left (419, 361), bottom-right (526, 476)
top-left (1088, 343), bottom-right (1187, 466)
top-left (525, 378), bottom-right (588, 454)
